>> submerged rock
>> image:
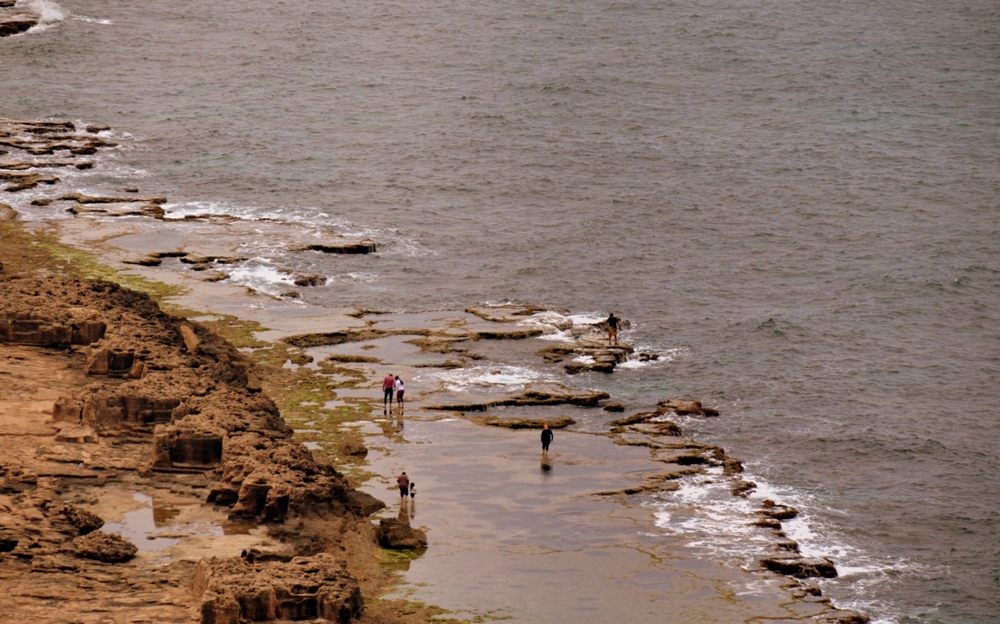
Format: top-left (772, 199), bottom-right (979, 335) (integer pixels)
top-left (424, 384), bottom-right (610, 412)
top-left (471, 415), bottom-right (576, 429)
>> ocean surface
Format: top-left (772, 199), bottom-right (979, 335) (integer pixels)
top-left (3, 0), bottom-right (999, 621)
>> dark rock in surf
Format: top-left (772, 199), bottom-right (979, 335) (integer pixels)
top-left (0, 13), bottom-right (37, 37)
top-left (292, 274), bottom-right (327, 287)
top-left (292, 239), bottom-right (377, 254)
top-left (760, 556), bottom-right (838, 579)
top-left (731, 480), bottom-right (757, 497)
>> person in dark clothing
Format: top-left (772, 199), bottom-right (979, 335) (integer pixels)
top-left (397, 471), bottom-right (410, 498)
top-left (541, 425), bottom-right (553, 452)
top-left (607, 313), bottom-right (620, 346)
top-left (382, 373), bottom-right (395, 414)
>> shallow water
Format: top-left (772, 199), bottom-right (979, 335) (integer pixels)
top-left (3, 0), bottom-right (999, 621)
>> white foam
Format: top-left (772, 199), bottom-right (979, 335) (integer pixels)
top-left (617, 358), bottom-right (651, 369)
top-left (225, 258), bottom-right (296, 295)
top-left (419, 365), bottom-right (549, 392)
top-left (72, 15), bottom-right (112, 25)
top-left (18, 0), bottom-right (65, 31)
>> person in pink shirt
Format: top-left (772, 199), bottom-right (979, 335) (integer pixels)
top-left (382, 373), bottom-right (395, 414)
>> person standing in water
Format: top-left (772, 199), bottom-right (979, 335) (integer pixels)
top-left (382, 373), bottom-right (395, 414)
top-left (541, 425), bottom-right (553, 452)
top-left (606, 312), bottom-right (621, 346)
top-left (394, 375), bottom-right (405, 412)
top-left (397, 471), bottom-right (410, 499)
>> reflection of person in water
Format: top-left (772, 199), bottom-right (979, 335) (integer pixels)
top-left (541, 425), bottom-right (553, 452)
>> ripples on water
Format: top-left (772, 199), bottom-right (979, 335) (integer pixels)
top-left (4, 0), bottom-right (999, 621)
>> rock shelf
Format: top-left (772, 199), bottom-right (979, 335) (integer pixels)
top-left (0, 273), bottom-right (397, 623)
top-left (0, 11), bottom-right (36, 37)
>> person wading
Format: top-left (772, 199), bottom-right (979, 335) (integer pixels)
top-left (541, 424), bottom-right (553, 452)
top-left (394, 375), bottom-right (405, 412)
top-left (382, 373), bottom-right (395, 414)
top-left (397, 471), bottom-right (410, 499)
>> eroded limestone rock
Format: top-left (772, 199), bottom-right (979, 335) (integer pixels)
top-left (375, 514), bottom-right (427, 550)
top-left (73, 531), bottom-right (137, 562)
top-left (192, 553), bottom-right (363, 624)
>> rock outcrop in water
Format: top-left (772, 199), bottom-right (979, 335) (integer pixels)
top-left (0, 9), bottom-right (37, 37)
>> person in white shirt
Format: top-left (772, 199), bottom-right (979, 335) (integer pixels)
top-left (394, 376), bottom-right (405, 411)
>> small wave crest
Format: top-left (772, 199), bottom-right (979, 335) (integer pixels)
top-left (418, 365), bottom-right (549, 392)
top-left (225, 258), bottom-right (297, 297)
top-left (651, 469), bottom-right (923, 622)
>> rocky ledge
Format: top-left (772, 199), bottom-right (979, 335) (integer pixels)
top-left (0, 9), bottom-right (36, 37)
top-left (0, 274), bottom-right (393, 623)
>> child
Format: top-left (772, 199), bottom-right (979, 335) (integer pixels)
top-left (409, 482), bottom-right (416, 498)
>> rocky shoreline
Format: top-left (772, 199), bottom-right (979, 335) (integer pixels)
top-left (1, 115), bottom-right (871, 623)
top-left (0, 267), bottom-right (435, 622)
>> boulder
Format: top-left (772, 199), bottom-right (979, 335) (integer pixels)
top-left (375, 516), bottom-right (427, 550)
top-left (0, 202), bottom-right (16, 220)
top-left (59, 504), bottom-right (104, 535)
top-left (73, 531), bottom-right (138, 562)
top-left (292, 274), bottom-right (326, 287)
